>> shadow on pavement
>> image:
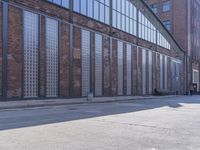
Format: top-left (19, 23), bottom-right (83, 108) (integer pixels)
top-left (0, 96), bottom-right (200, 131)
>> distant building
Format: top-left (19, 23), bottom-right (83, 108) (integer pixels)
top-left (0, 0), bottom-right (184, 100)
top-left (145, 0), bottom-right (200, 92)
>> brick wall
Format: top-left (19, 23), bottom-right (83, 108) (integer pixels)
top-left (103, 35), bottom-right (110, 97)
top-left (73, 26), bottom-right (81, 97)
top-left (0, 0), bottom-right (185, 99)
top-left (152, 52), bottom-right (157, 91)
top-left (39, 16), bottom-right (46, 97)
top-left (10, 0), bottom-right (70, 21)
top-left (137, 48), bottom-right (142, 95)
top-left (172, 0), bottom-right (188, 51)
top-left (156, 53), bottom-right (161, 90)
top-left (59, 22), bottom-right (70, 97)
top-left (111, 39), bottom-right (118, 96)
top-left (90, 32), bottom-right (95, 95)
top-left (132, 46), bottom-right (138, 95)
top-left (7, 6), bottom-right (23, 98)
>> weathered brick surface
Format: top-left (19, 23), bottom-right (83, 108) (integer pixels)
top-left (0, 0), bottom-right (185, 99)
top-left (59, 22), bottom-right (70, 97)
top-left (111, 39), bottom-right (118, 96)
top-left (73, 13), bottom-right (110, 35)
top-left (167, 57), bottom-right (172, 91)
top-left (90, 32), bottom-right (95, 95)
top-left (137, 48), bottom-right (142, 95)
top-left (152, 52), bottom-right (157, 91)
top-left (138, 39), bottom-right (156, 52)
top-left (7, 6), bottom-right (23, 98)
top-left (0, 2), bottom-right (2, 97)
top-left (112, 28), bottom-right (137, 45)
top-left (156, 53), bottom-right (161, 90)
top-left (132, 46), bottom-right (137, 95)
top-left (73, 26), bottom-right (81, 97)
top-left (124, 44), bottom-right (127, 95)
top-left (39, 16), bottom-right (46, 97)
top-left (10, 0), bottom-right (70, 21)
top-left (146, 50), bottom-right (149, 95)
top-left (146, 0), bottom-right (193, 93)
top-left (103, 35), bottom-right (110, 96)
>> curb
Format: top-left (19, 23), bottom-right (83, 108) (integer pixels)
top-left (0, 95), bottom-right (178, 110)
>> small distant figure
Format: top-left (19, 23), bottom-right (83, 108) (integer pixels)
top-left (154, 88), bottom-right (161, 96)
top-left (189, 83), bottom-right (194, 96)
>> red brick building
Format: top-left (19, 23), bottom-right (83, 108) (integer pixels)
top-left (0, 0), bottom-right (185, 100)
top-left (145, 0), bottom-right (200, 93)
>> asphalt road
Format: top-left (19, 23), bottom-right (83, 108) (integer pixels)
top-left (0, 96), bottom-right (200, 150)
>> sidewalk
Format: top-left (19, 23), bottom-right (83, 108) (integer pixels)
top-left (0, 95), bottom-right (178, 110)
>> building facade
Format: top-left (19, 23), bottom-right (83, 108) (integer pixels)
top-left (145, 0), bottom-right (200, 93)
top-left (0, 0), bottom-right (185, 100)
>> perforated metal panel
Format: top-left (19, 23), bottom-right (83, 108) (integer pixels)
top-left (142, 49), bottom-right (147, 95)
top-left (82, 30), bottom-right (91, 97)
top-left (46, 18), bottom-right (59, 97)
top-left (118, 41), bottom-right (124, 96)
top-left (95, 34), bottom-right (103, 96)
top-left (23, 11), bottom-right (39, 98)
top-left (148, 51), bottom-right (153, 94)
top-left (126, 44), bottom-right (132, 95)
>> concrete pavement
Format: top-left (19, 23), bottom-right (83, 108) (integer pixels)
top-left (0, 96), bottom-right (200, 150)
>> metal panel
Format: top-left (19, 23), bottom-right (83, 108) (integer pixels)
top-left (171, 61), bottom-right (176, 91)
top-left (46, 18), bottom-right (59, 97)
top-left (142, 49), bottom-right (146, 95)
top-left (176, 63), bottom-right (180, 91)
top-left (164, 56), bottom-right (168, 90)
top-left (81, 30), bottom-right (91, 96)
top-left (23, 11), bottom-right (39, 98)
top-left (126, 44), bottom-right (132, 95)
top-left (160, 54), bottom-right (163, 90)
top-left (193, 70), bottom-right (199, 91)
top-left (95, 33), bottom-right (103, 96)
top-left (117, 41), bottom-right (123, 95)
top-left (148, 51), bottom-right (153, 94)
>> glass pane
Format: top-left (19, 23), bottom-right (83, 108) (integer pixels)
top-left (100, 3), bottom-right (105, 22)
top-left (81, 0), bottom-right (87, 15)
top-left (62, 0), bottom-right (69, 8)
top-left (24, 11), bottom-right (39, 98)
top-left (87, 0), bottom-right (93, 17)
top-left (113, 10), bottom-right (117, 27)
top-left (53, 0), bottom-right (61, 5)
top-left (118, 41), bottom-right (124, 96)
top-left (94, 1), bottom-right (99, 20)
top-left (73, 0), bottom-right (80, 12)
top-left (82, 30), bottom-right (91, 96)
top-left (142, 49), bottom-right (147, 95)
top-left (46, 18), bottom-right (59, 97)
top-left (95, 34), bottom-right (103, 96)
top-left (126, 44), bottom-right (132, 95)
top-left (105, 6), bottom-right (110, 25)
